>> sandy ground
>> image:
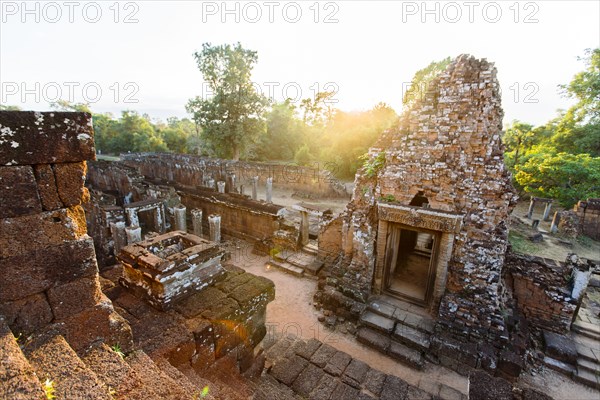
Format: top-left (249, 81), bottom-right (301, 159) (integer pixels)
top-left (511, 201), bottom-right (600, 261)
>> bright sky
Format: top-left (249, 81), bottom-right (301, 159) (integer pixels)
top-left (1, 0), bottom-right (599, 126)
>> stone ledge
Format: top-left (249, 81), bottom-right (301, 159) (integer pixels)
top-left (0, 111), bottom-right (95, 166)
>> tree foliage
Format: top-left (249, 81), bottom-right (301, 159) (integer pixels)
top-left (504, 48), bottom-right (600, 207)
top-left (186, 43), bottom-right (268, 160)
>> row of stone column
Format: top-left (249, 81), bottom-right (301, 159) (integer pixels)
top-left (173, 205), bottom-right (222, 243)
top-left (205, 176), bottom-right (273, 203)
top-left (109, 206), bottom-right (223, 254)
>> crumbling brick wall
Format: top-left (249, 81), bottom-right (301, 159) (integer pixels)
top-left (575, 199), bottom-right (600, 241)
top-left (319, 55), bottom-right (517, 341)
top-left (0, 111), bottom-right (132, 352)
top-left (504, 253), bottom-right (578, 334)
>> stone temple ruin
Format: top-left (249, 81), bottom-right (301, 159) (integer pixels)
top-left (1, 55), bottom-right (599, 399)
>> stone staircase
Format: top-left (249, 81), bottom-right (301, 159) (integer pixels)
top-left (356, 295), bottom-right (435, 370)
top-left (267, 240), bottom-right (324, 277)
top-left (571, 325), bottom-right (600, 390)
top-left (541, 326), bottom-right (600, 390)
top-left (0, 316), bottom-right (231, 399)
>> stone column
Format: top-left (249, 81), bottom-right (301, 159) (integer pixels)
top-left (550, 211), bottom-right (561, 233)
top-left (527, 199), bottom-right (535, 219)
top-left (192, 209), bottom-right (203, 237)
top-left (208, 214), bottom-right (221, 243)
top-left (207, 178), bottom-right (215, 190)
top-left (174, 204), bottom-right (187, 232)
top-left (239, 184), bottom-right (245, 196)
top-left (266, 177), bottom-right (273, 203)
top-left (227, 174), bottom-right (236, 193)
top-left (217, 181), bottom-right (226, 193)
top-left (110, 221), bottom-right (127, 254)
top-left (542, 202), bottom-right (552, 221)
top-left (251, 176), bottom-right (258, 200)
top-left (126, 225), bottom-right (142, 244)
top-left (300, 210), bottom-right (309, 246)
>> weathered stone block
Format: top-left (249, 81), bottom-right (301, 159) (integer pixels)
top-left (310, 342), bottom-right (338, 368)
top-left (0, 166), bottom-right (42, 218)
top-left (324, 350), bottom-right (352, 376)
top-left (291, 362), bottom-right (325, 396)
top-left (0, 237), bottom-right (97, 301)
top-left (380, 375), bottom-right (409, 400)
top-left (33, 164), bottom-right (62, 210)
top-left (0, 111), bottom-right (95, 165)
top-left (0, 206), bottom-right (87, 258)
top-left (60, 296), bottom-right (133, 353)
top-left (497, 349), bottom-right (524, 378)
top-left (342, 358), bottom-right (370, 388)
top-left (469, 370), bottom-right (512, 400)
top-left (543, 331), bottom-right (577, 364)
top-left (0, 293), bottom-right (53, 335)
top-left (47, 277), bottom-right (103, 320)
top-left (270, 354), bottom-right (308, 386)
top-left (53, 162), bottom-right (88, 206)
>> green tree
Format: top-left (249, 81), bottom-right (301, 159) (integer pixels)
top-left (403, 57), bottom-right (451, 107)
top-left (254, 100), bottom-right (303, 161)
top-left (294, 144), bottom-right (313, 166)
top-left (515, 152), bottom-right (600, 207)
top-left (552, 48), bottom-right (600, 156)
top-left (49, 99), bottom-right (91, 113)
top-left (186, 42), bottom-right (268, 160)
top-left (0, 104), bottom-right (22, 111)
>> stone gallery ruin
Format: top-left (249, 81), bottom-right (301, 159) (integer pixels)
top-left (1, 55), bottom-right (599, 399)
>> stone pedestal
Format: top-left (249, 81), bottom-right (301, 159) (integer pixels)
top-left (192, 209), bottom-right (203, 237)
top-left (542, 202), bottom-right (552, 221)
top-left (209, 214), bottom-right (221, 243)
top-left (174, 204), bottom-right (187, 232)
top-left (126, 225), bottom-right (142, 244)
top-left (251, 176), bottom-right (258, 201)
top-left (527, 199), bottom-right (535, 219)
top-left (110, 221), bottom-right (127, 254)
top-left (550, 211), bottom-right (560, 234)
top-left (266, 177), bottom-right (273, 203)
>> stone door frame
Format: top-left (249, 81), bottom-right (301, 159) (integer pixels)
top-left (374, 202), bottom-right (463, 313)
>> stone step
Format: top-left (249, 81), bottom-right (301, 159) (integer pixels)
top-left (126, 350), bottom-right (192, 399)
top-left (267, 260), bottom-right (304, 277)
top-left (286, 252), bottom-right (316, 269)
top-left (393, 323), bottom-right (431, 352)
top-left (302, 259), bottom-right (324, 276)
top-left (302, 243), bottom-right (318, 256)
top-left (81, 342), bottom-right (162, 400)
top-left (542, 356), bottom-right (576, 377)
top-left (572, 321), bottom-right (600, 341)
top-left (0, 317), bottom-right (45, 399)
top-left (356, 327), bottom-right (424, 370)
top-left (577, 357), bottom-right (600, 375)
top-left (359, 311), bottom-right (396, 334)
top-left (24, 334), bottom-right (112, 399)
top-left (573, 368), bottom-right (600, 390)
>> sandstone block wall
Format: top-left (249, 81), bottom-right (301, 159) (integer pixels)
top-left (0, 111), bottom-right (132, 352)
top-left (120, 152), bottom-right (349, 198)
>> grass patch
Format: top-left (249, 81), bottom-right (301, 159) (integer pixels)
top-left (508, 230), bottom-right (543, 255)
